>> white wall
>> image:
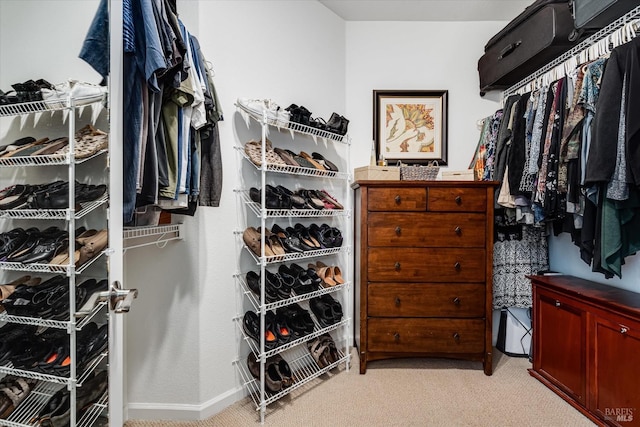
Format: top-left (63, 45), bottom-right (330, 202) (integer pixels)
top-left (345, 21), bottom-right (506, 171)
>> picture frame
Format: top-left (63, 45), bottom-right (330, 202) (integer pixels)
top-left (373, 90), bottom-right (448, 165)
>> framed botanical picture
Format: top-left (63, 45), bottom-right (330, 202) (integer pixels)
top-left (373, 90), bottom-right (448, 165)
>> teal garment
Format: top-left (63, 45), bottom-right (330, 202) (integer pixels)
top-left (601, 187), bottom-right (640, 278)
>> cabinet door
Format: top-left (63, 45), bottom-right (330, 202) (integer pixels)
top-left (535, 292), bottom-right (586, 404)
top-left (591, 316), bottom-right (640, 426)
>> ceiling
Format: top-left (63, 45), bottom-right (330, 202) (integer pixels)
top-left (318, 0), bottom-right (532, 21)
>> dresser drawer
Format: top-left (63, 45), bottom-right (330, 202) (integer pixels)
top-left (428, 187), bottom-right (487, 212)
top-left (367, 318), bottom-right (485, 353)
top-left (368, 212), bottom-right (486, 247)
top-left (368, 248), bottom-right (486, 282)
top-left (367, 187), bottom-right (426, 211)
top-left (368, 283), bottom-right (486, 318)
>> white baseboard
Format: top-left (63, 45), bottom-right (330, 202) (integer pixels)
top-left (127, 386), bottom-right (245, 421)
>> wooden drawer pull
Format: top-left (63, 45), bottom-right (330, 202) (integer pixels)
top-left (620, 326), bottom-right (629, 334)
top-left (395, 297), bottom-right (401, 307)
top-left (393, 332), bottom-right (400, 342)
top-left (555, 300), bottom-right (561, 307)
top-left (453, 332), bottom-right (460, 342)
top-left (454, 226), bottom-right (462, 235)
top-left (395, 195), bottom-right (402, 204)
top-left (453, 297), bottom-right (461, 305)
top-left (395, 226), bottom-right (402, 236)
top-left (394, 262), bottom-right (401, 271)
top-left (454, 262), bottom-right (461, 271)
top-left (455, 196), bottom-right (462, 205)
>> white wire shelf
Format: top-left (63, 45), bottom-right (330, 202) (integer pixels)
top-left (234, 344), bottom-right (349, 409)
top-left (236, 103), bottom-right (349, 145)
top-left (0, 193), bottom-right (108, 220)
top-left (0, 149), bottom-right (108, 168)
top-left (2, 381), bottom-right (108, 427)
top-left (244, 244), bottom-right (347, 265)
top-left (236, 147), bottom-right (351, 180)
top-left (236, 272), bottom-right (349, 312)
top-left (237, 190), bottom-right (350, 218)
top-left (0, 93), bottom-right (106, 118)
top-left (235, 313), bottom-right (349, 359)
top-left (0, 301), bottom-right (106, 330)
top-left (1, 250), bottom-right (107, 274)
top-left (0, 351), bottom-right (108, 387)
top-left (123, 224), bottom-right (183, 251)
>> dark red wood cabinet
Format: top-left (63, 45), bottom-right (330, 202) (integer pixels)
top-left (530, 275), bottom-right (640, 426)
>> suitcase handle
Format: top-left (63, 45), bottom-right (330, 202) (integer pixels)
top-left (498, 40), bottom-right (522, 60)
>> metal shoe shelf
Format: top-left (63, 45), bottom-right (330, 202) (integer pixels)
top-left (1, 382), bottom-right (108, 427)
top-left (0, 95), bottom-right (109, 426)
top-left (233, 343), bottom-right (348, 410)
top-left (233, 103), bottom-right (352, 423)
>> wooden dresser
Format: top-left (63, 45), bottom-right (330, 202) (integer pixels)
top-left (529, 274), bottom-right (640, 426)
top-left (353, 181), bottom-right (496, 375)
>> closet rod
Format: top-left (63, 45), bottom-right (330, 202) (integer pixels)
top-left (503, 5), bottom-right (640, 98)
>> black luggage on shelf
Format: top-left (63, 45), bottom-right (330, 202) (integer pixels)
top-left (572, 0), bottom-right (638, 30)
top-left (478, 0), bottom-right (577, 95)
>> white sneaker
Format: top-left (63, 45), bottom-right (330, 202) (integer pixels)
top-left (237, 97), bottom-right (289, 127)
top-left (42, 80), bottom-right (107, 106)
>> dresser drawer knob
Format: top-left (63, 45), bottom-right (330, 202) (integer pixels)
top-left (395, 195), bottom-right (402, 204)
top-left (620, 326), bottom-right (629, 334)
top-left (454, 226), bottom-right (462, 235)
top-left (454, 262), bottom-right (461, 271)
top-left (394, 262), bottom-right (401, 271)
top-left (395, 297), bottom-right (401, 307)
top-left (455, 196), bottom-right (462, 205)
top-left (453, 332), bottom-right (460, 342)
top-left (394, 332), bottom-right (400, 342)
top-left (453, 297), bottom-right (461, 305)
top-left (395, 226), bottom-right (402, 236)
top-left (555, 300), bottom-right (561, 307)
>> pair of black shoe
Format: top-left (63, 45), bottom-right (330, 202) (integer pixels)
top-left (325, 112), bottom-right (349, 136)
top-left (310, 294), bottom-right (343, 327)
top-left (0, 226), bottom-right (68, 264)
top-left (0, 181), bottom-right (107, 211)
top-left (246, 270), bottom-right (289, 303)
top-left (249, 185), bottom-right (307, 210)
top-left (32, 369), bottom-right (107, 426)
top-left (285, 104), bottom-right (312, 126)
top-left (0, 79), bottom-right (53, 105)
top-left (246, 264), bottom-right (322, 303)
top-left (308, 223), bottom-right (343, 249)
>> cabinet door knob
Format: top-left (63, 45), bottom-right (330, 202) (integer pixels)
top-left (395, 226), bottom-right (402, 236)
top-left (395, 195), bottom-right (402, 204)
top-left (394, 262), bottom-right (401, 271)
top-left (455, 196), bottom-right (462, 205)
top-left (620, 327), bottom-right (629, 334)
top-left (453, 332), bottom-right (460, 342)
top-left (453, 297), bottom-right (461, 305)
top-left (454, 226), bottom-right (462, 235)
top-left (395, 297), bottom-right (401, 307)
top-left (393, 332), bottom-right (400, 342)
top-left (555, 300), bottom-right (561, 307)
top-left (454, 262), bottom-right (461, 271)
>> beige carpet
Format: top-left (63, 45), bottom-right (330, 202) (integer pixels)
top-left (126, 350), bottom-right (595, 426)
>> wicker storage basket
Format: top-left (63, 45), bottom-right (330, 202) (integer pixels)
top-left (400, 161), bottom-right (440, 181)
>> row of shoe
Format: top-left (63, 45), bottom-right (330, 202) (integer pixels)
top-left (243, 223), bottom-right (343, 258)
top-left (0, 322), bottom-right (107, 376)
top-left (0, 125), bottom-right (108, 160)
top-left (246, 352), bottom-right (293, 393)
top-left (285, 104), bottom-right (349, 136)
top-left (0, 369), bottom-right (107, 422)
top-left (0, 79), bottom-right (54, 104)
top-left (246, 262), bottom-right (345, 303)
top-left (244, 140), bottom-right (339, 172)
top-left (237, 98), bottom-right (349, 136)
top-left (249, 185), bottom-right (343, 210)
top-left (0, 226), bottom-right (108, 266)
top-left (0, 181), bottom-right (107, 210)
top-left (242, 295), bottom-right (342, 350)
top-left (0, 275), bottom-right (107, 319)
top-left (307, 333), bottom-right (340, 369)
